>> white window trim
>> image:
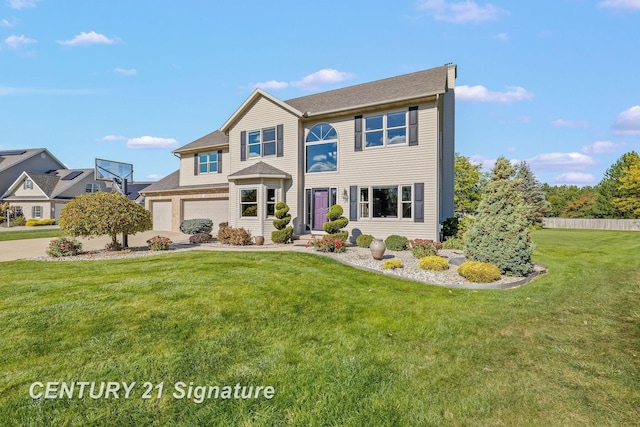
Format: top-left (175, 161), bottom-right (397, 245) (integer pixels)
top-left (199, 152), bottom-right (219, 174)
top-left (32, 205), bottom-right (42, 218)
top-left (364, 110), bottom-right (408, 149)
top-left (305, 123), bottom-right (339, 174)
top-left (265, 187), bottom-right (278, 218)
top-left (358, 184), bottom-right (413, 220)
top-left (239, 188), bottom-right (259, 219)
top-left (24, 179), bottom-right (33, 190)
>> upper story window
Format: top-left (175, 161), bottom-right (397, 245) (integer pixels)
top-left (199, 152), bottom-right (218, 173)
top-left (248, 127), bottom-right (276, 158)
top-left (24, 179), bottom-right (33, 190)
top-left (365, 111), bottom-right (407, 148)
top-left (86, 183), bottom-right (101, 193)
top-left (306, 123), bottom-right (337, 173)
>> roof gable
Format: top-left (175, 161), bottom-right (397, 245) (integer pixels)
top-left (220, 89), bottom-right (303, 133)
top-left (228, 161), bottom-right (291, 180)
top-left (0, 148), bottom-right (66, 173)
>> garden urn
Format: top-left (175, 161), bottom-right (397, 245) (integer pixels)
top-left (370, 239), bottom-right (386, 260)
top-left (255, 236), bottom-right (265, 246)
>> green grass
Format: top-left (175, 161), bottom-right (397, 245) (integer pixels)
top-left (0, 228), bottom-right (64, 241)
top-left (0, 229), bottom-right (638, 426)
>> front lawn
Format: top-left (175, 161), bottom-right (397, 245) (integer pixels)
top-left (0, 228), bottom-right (64, 242)
top-left (0, 229), bottom-right (638, 425)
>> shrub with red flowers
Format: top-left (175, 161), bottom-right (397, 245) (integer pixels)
top-left (46, 237), bottom-right (82, 257)
top-left (308, 235), bottom-right (346, 253)
top-left (407, 239), bottom-right (443, 259)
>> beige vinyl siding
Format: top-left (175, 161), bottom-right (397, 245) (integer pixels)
top-left (303, 102), bottom-right (441, 240)
top-left (228, 96), bottom-right (302, 234)
top-left (179, 148), bottom-right (230, 186)
top-left (12, 178), bottom-right (42, 197)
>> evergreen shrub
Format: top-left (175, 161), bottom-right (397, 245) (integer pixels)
top-left (355, 234), bottom-right (375, 248)
top-left (271, 201), bottom-right (293, 243)
top-left (180, 218), bottom-right (213, 234)
top-left (385, 235), bottom-right (408, 251)
top-left (418, 256), bottom-right (449, 271)
top-left (458, 261), bottom-right (501, 283)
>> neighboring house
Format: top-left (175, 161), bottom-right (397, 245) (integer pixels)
top-left (0, 148), bottom-right (66, 201)
top-left (2, 169), bottom-right (108, 220)
top-left (143, 64), bottom-right (457, 241)
top-left (126, 182), bottom-right (153, 205)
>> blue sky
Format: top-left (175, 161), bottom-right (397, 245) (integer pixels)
top-left (1, 0), bottom-right (639, 186)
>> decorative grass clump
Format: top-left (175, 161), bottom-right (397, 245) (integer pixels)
top-left (356, 234), bottom-right (374, 248)
top-left (383, 259), bottom-right (403, 270)
top-left (385, 234), bottom-right (408, 251)
top-left (458, 260), bottom-right (501, 283)
top-left (418, 256), bottom-right (449, 271)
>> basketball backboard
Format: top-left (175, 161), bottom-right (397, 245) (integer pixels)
top-left (95, 158), bottom-right (133, 182)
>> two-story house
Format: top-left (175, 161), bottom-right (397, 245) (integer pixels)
top-left (0, 148), bottom-right (66, 201)
top-left (142, 64), bottom-right (456, 242)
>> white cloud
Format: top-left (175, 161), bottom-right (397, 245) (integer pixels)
top-left (417, 0), bottom-right (509, 23)
top-left (4, 34), bottom-right (36, 49)
top-left (100, 135), bottom-right (127, 142)
top-left (57, 31), bottom-right (117, 47)
top-left (456, 85), bottom-right (533, 104)
top-left (493, 32), bottom-right (508, 41)
top-left (249, 80), bottom-right (289, 90)
top-left (1, 18), bottom-right (17, 28)
top-left (6, 0), bottom-right (39, 10)
top-left (126, 136), bottom-right (178, 150)
top-left (114, 67), bottom-right (137, 76)
top-left (552, 119), bottom-right (589, 128)
top-left (612, 105), bottom-right (640, 136)
top-left (527, 152), bottom-right (596, 171)
top-left (146, 174), bottom-right (161, 181)
top-left (552, 172), bottom-right (597, 185)
top-left (581, 141), bottom-right (626, 155)
top-left (291, 69), bottom-right (353, 90)
top-left (312, 154), bottom-right (327, 162)
top-left (598, 0), bottom-right (640, 11)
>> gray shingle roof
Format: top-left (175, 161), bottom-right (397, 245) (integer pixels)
top-left (284, 66), bottom-right (450, 116)
top-left (228, 161), bottom-right (291, 180)
top-left (141, 170), bottom-right (229, 193)
top-left (0, 148), bottom-right (64, 173)
top-left (24, 169), bottom-right (93, 198)
top-left (174, 130), bottom-right (229, 154)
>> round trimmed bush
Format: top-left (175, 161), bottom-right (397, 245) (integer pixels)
top-left (457, 261), bottom-right (501, 283)
top-left (180, 218), bottom-right (213, 234)
top-left (356, 234), bottom-right (374, 248)
top-left (323, 204), bottom-right (349, 236)
top-left (385, 234), bottom-right (408, 251)
top-left (418, 256), bottom-right (449, 271)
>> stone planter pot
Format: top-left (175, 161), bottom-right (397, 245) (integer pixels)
top-left (254, 236), bottom-right (265, 246)
top-left (370, 239), bottom-right (386, 260)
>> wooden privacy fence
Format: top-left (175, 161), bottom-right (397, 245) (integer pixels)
top-left (542, 218), bottom-right (640, 231)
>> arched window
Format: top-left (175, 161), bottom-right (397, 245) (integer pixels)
top-left (306, 123), bottom-right (337, 173)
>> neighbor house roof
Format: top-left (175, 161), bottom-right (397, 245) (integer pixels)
top-left (0, 148), bottom-right (65, 173)
top-left (228, 161), bottom-right (291, 180)
top-left (285, 65), bottom-right (452, 117)
top-left (173, 130), bottom-right (229, 154)
top-left (141, 170), bottom-right (228, 194)
top-left (3, 169), bottom-right (94, 199)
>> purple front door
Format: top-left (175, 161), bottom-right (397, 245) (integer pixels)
top-left (313, 190), bottom-right (329, 230)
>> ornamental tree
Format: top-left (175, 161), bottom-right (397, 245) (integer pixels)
top-left (271, 201), bottom-right (293, 243)
top-left (323, 204), bottom-right (349, 240)
top-left (464, 156), bottom-right (532, 276)
top-left (59, 191), bottom-right (152, 249)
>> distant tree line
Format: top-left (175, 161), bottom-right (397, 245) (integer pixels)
top-left (454, 151), bottom-right (640, 220)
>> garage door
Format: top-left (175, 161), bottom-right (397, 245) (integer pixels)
top-left (152, 201), bottom-right (172, 231)
top-left (183, 199), bottom-right (228, 227)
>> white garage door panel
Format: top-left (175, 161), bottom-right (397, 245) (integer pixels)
top-left (183, 199), bottom-right (228, 225)
top-left (152, 201), bottom-right (172, 231)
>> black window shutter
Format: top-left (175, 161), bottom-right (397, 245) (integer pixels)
top-left (349, 186), bottom-right (358, 221)
top-left (194, 153), bottom-right (199, 175)
top-left (408, 106), bottom-right (419, 146)
top-left (217, 150), bottom-right (222, 174)
top-left (240, 131), bottom-right (247, 161)
top-left (276, 124), bottom-right (284, 157)
top-left (414, 182), bottom-right (424, 222)
top-left (354, 115), bottom-right (363, 151)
